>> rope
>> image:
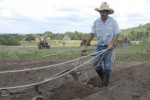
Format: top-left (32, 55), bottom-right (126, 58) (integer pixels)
top-left (42, 48), bottom-right (94, 58)
top-left (83, 49), bottom-right (115, 83)
top-left (112, 50), bottom-right (116, 61)
top-left (0, 49), bottom-right (108, 90)
top-left (42, 50), bottom-right (75, 58)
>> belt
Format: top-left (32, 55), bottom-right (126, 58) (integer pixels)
top-left (99, 45), bottom-right (108, 47)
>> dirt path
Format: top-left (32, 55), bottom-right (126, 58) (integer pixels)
top-left (0, 60), bottom-right (149, 100)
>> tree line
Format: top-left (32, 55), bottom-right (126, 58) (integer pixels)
top-left (121, 23), bottom-right (150, 41)
top-left (0, 31), bottom-right (89, 46)
top-left (1, 23), bottom-right (150, 46)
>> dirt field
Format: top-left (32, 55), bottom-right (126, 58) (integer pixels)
top-left (0, 59), bottom-right (149, 100)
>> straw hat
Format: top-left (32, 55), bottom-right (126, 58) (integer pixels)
top-left (95, 2), bottom-right (114, 14)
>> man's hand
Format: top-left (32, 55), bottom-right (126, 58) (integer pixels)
top-left (107, 43), bottom-right (114, 49)
top-left (108, 34), bottom-right (119, 49)
top-left (81, 33), bottom-right (94, 52)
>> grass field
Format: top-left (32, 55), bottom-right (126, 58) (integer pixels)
top-left (0, 40), bottom-right (149, 61)
top-left (115, 42), bottom-right (150, 61)
top-left (20, 40), bottom-right (97, 47)
top-left (0, 40), bottom-right (96, 60)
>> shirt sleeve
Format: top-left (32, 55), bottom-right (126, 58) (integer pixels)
top-left (91, 25), bottom-right (95, 34)
top-left (113, 19), bottom-right (121, 35)
top-left (91, 20), bottom-right (97, 34)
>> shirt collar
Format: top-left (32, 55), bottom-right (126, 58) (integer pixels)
top-left (99, 16), bottom-right (111, 23)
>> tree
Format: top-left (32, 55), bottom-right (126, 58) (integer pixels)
top-left (0, 34), bottom-right (21, 46)
top-left (43, 31), bottom-right (54, 39)
top-left (130, 30), bottom-right (136, 40)
top-left (24, 34), bottom-right (35, 41)
top-left (146, 24), bottom-right (150, 32)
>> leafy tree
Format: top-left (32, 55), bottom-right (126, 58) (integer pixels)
top-left (144, 32), bottom-right (150, 39)
top-left (146, 24), bottom-right (150, 32)
top-left (54, 33), bottom-right (63, 40)
top-left (43, 31), bottom-right (54, 39)
top-left (130, 30), bottom-right (136, 40)
top-left (24, 34), bottom-right (35, 41)
top-left (0, 34), bottom-right (21, 46)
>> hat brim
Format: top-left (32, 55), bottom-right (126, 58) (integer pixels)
top-left (95, 8), bottom-right (114, 14)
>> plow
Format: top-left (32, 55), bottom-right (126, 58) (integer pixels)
top-left (0, 49), bottom-right (109, 100)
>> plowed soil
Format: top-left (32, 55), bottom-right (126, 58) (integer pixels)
top-left (0, 60), bottom-right (149, 100)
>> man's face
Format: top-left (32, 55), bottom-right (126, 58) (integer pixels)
top-left (99, 10), bottom-right (109, 19)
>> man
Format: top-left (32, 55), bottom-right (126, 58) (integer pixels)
top-left (82, 2), bottom-right (120, 87)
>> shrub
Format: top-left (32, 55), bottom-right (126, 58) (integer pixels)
top-left (0, 34), bottom-right (21, 46)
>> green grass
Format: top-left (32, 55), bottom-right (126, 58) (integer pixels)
top-left (0, 45), bottom-right (95, 60)
top-left (114, 42), bottom-right (150, 61)
top-left (20, 40), bottom-right (97, 47)
top-left (0, 41), bottom-right (149, 61)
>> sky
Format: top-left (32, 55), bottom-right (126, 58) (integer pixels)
top-left (0, 0), bottom-right (150, 34)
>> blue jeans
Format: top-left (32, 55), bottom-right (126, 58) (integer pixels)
top-left (92, 45), bottom-right (113, 74)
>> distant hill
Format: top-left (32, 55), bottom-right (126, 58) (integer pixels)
top-left (121, 23), bottom-right (150, 35)
top-left (120, 23), bottom-right (150, 41)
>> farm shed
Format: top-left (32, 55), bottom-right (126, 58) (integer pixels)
top-left (63, 35), bottom-right (71, 41)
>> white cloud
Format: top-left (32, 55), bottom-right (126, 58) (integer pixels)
top-left (0, 0), bottom-right (150, 33)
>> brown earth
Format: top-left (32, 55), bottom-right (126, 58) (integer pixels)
top-left (0, 60), bottom-right (149, 100)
